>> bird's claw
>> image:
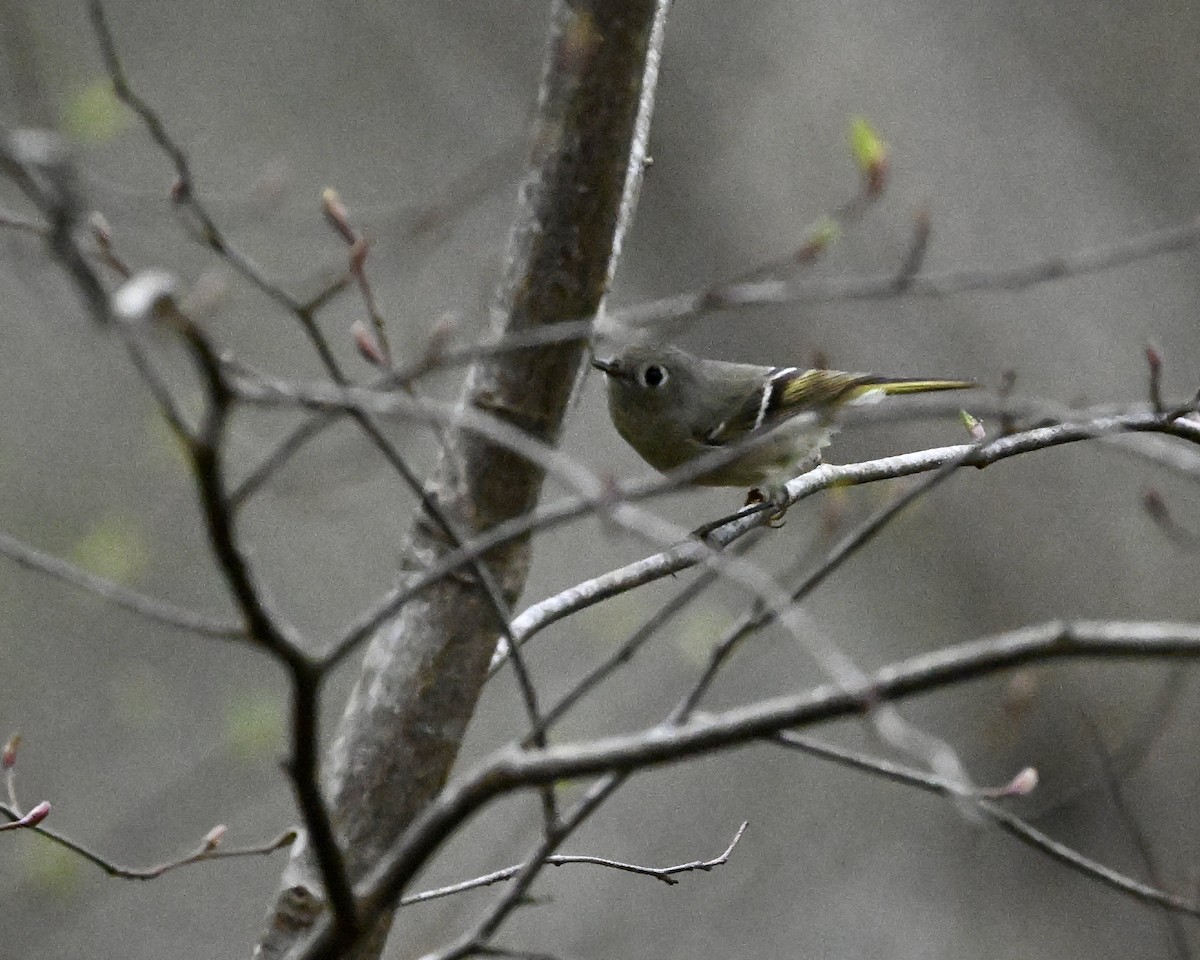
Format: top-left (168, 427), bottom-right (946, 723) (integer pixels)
top-left (746, 487), bottom-right (788, 528)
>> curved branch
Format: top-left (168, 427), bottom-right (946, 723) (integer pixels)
top-left (767, 732), bottom-right (1200, 920)
top-left (291, 619), bottom-right (1200, 958)
top-left (0, 530), bottom-right (243, 640)
top-left (399, 821), bottom-right (747, 905)
top-left (504, 406), bottom-right (1200, 660)
top-left (608, 214), bottom-right (1200, 328)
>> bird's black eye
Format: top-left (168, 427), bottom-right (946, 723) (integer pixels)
top-left (640, 363), bottom-right (668, 388)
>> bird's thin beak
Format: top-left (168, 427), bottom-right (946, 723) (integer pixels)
top-left (590, 357), bottom-right (621, 377)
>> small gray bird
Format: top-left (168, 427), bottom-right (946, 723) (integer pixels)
top-left (591, 344), bottom-right (974, 501)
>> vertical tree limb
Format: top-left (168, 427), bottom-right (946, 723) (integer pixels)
top-left (254, 1), bottom-right (671, 956)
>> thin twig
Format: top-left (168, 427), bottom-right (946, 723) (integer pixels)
top-left (0, 530), bottom-right (244, 639)
top-left (0, 206), bottom-right (45, 235)
top-left (424, 775), bottom-right (626, 960)
top-left (90, 0), bottom-right (341, 370)
top-left (767, 730), bottom-right (1200, 918)
top-left (675, 444), bottom-right (978, 720)
top-left (475, 947), bottom-right (566, 960)
top-left (703, 182), bottom-right (880, 292)
top-left (3, 735), bottom-right (19, 810)
top-left (157, 305), bottom-right (356, 933)
top-left (1077, 711), bottom-right (1193, 960)
top-left (229, 412), bottom-right (337, 507)
top-left (1143, 489), bottom-right (1200, 551)
top-left (321, 190), bottom-right (392, 366)
top-left (609, 213), bottom-right (1200, 329)
top-left (227, 320), bottom-right (619, 508)
top-left (893, 206), bottom-right (932, 291)
top-left (1146, 343), bottom-right (1166, 416)
top-left (0, 800), bottom-right (50, 831)
top-left (396, 137), bottom-right (523, 239)
top-left (0, 805), bottom-right (295, 879)
top-left (0, 131), bottom-right (111, 326)
top-left (400, 821), bottom-right (747, 905)
top-left (522, 560), bottom-right (730, 738)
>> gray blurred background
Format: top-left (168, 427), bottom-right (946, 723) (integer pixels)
top-left (3, 1), bottom-right (1200, 957)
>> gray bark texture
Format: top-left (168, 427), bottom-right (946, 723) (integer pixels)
top-left (254, 1), bottom-right (668, 957)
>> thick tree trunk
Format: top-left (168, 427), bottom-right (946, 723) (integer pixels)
top-left (253, 2), bottom-right (670, 957)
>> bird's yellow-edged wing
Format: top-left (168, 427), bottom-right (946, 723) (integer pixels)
top-left (702, 368), bottom-right (973, 446)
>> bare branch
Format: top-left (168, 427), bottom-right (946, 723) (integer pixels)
top-left (524, 552), bottom-right (740, 737)
top-left (1146, 343), bottom-right (1166, 415)
top-left (1143, 488), bottom-right (1200, 550)
top-left (291, 619), bottom-right (1200, 960)
top-left (0, 804), bottom-right (294, 879)
top-left (609, 213), bottom-right (1200, 329)
top-left (893, 206), bottom-right (932, 291)
top-left (690, 181), bottom-right (880, 296)
top-left (2, 733), bottom-right (296, 876)
top-left (476, 947), bottom-right (567, 960)
top-left (0, 130), bottom-right (111, 326)
top-left (501, 402), bottom-right (1199, 669)
top-left (147, 302), bottom-right (356, 933)
top-left (0, 800), bottom-right (50, 831)
top-left (767, 731), bottom-right (1200, 919)
top-left (90, 0), bottom-right (342, 371)
top-left (320, 189), bottom-right (392, 367)
top-left (673, 441), bottom-right (980, 720)
top-left (426, 775), bottom-right (626, 960)
top-left (1077, 712), bottom-right (1193, 960)
top-left (397, 137), bottom-right (525, 239)
top-left (399, 821), bottom-right (747, 905)
top-left (0, 529), bottom-right (244, 639)
top-left (0, 205), bottom-right (45, 235)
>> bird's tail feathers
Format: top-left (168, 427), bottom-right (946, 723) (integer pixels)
top-left (845, 376), bottom-right (975, 401)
